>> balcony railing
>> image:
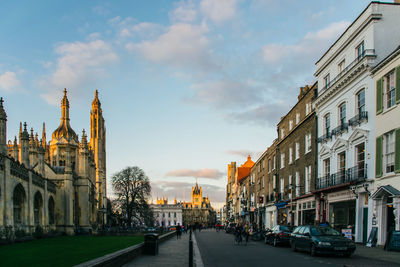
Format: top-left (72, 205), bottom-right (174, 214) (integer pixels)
top-left (318, 49), bottom-right (376, 96)
top-left (317, 132), bottom-right (332, 143)
top-left (317, 164), bottom-right (367, 190)
top-left (348, 111), bottom-right (368, 126)
top-left (332, 123), bottom-right (348, 136)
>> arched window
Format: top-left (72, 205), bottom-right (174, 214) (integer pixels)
top-left (34, 191), bottom-right (43, 225)
top-left (48, 196), bottom-right (55, 225)
top-left (13, 184), bottom-right (26, 225)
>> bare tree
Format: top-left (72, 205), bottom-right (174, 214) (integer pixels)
top-left (111, 166), bottom-right (152, 227)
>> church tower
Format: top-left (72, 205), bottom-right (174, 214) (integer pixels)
top-left (89, 90), bottom-right (107, 221)
top-left (0, 98), bottom-right (7, 155)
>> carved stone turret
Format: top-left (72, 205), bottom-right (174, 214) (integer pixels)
top-left (0, 98), bottom-right (7, 154)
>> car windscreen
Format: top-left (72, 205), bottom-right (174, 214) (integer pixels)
top-left (310, 226), bottom-right (340, 236)
top-left (280, 225), bottom-right (290, 232)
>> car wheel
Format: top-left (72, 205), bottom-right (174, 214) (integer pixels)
top-left (273, 238), bottom-right (277, 247)
top-left (310, 244), bottom-right (317, 257)
top-left (344, 252), bottom-right (352, 258)
top-left (291, 241), bottom-right (297, 252)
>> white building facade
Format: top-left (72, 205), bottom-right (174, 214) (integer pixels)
top-left (371, 45), bottom-right (400, 246)
top-left (313, 2), bottom-right (400, 243)
top-left (151, 204), bottom-right (183, 227)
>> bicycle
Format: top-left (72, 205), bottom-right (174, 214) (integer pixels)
top-left (234, 232), bottom-right (243, 245)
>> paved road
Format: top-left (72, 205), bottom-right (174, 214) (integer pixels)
top-left (195, 229), bottom-right (400, 267)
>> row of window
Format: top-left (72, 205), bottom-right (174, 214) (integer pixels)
top-left (280, 101), bottom-right (312, 140)
top-left (280, 133), bottom-right (312, 169)
top-left (323, 41), bottom-right (365, 90)
top-left (156, 212), bottom-right (178, 218)
top-left (323, 89), bottom-right (365, 135)
top-left (322, 142), bottom-right (365, 177)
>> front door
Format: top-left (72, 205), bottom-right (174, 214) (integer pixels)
top-left (363, 207), bottom-right (368, 243)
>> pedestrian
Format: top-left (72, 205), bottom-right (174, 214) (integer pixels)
top-left (244, 222), bottom-right (250, 245)
top-left (176, 223), bottom-right (182, 239)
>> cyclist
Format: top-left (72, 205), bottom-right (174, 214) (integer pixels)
top-left (234, 223), bottom-right (243, 245)
top-left (244, 222), bottom-right (250, 245)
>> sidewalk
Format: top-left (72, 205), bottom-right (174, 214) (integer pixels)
top-left (355, 244), bottom-right (400, 265)
top-left (124, 232), bottom-right (202, 267)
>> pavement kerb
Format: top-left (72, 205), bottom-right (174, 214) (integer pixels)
top-left (74, 231), bottom-right (176, 267)
top-left (193, 233), bottom-right (204, 267)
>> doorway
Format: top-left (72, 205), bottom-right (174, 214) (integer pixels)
top-left (363, 207), bottom-right (368, 243)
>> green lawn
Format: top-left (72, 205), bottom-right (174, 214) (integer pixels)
top-left (0, 235), bottom-right (144, 267)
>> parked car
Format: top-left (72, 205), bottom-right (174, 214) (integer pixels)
top-left (290, 225), bottom-right (356, 257)
top-left (225, 223), bottom-right (237, 233)
top-left (168, 225), bottom-right (177, 231)
top-left (264, 225), bottom-right (293, 246)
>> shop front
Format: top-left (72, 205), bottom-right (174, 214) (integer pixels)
top-left (275, 202), bottom-right (288, 225)
top-left (296, 196), bottom-right (316, 226)
top-left (265, 204), bottom-right (276, 229)
top-left (372, 185), bottom-right (400, 246)
top-left (327, 190), bottom-right (356, 240)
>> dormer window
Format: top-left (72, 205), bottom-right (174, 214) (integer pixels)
top-left (324, 74), bottom-right (330, 89)
top-left (289, 120), bottom-right (293, 131)
top-left (281, 128), bottom-right (285, 139)
top-left (357, 41), bottom-right (365, 61)
top-left (338, 59), bottom-right (345, 73)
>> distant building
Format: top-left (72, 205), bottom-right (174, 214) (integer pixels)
top-left (151, 198), bottom-right (183, 227)
top-left (152, 182), bottom-right (216, 227)
top-left (0, 89), bottom-right (107, 235)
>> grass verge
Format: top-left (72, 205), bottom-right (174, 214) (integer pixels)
top-left (0, 235), bottom-right (144, 267)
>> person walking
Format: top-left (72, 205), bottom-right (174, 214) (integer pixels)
top-left (244, 222), bottom-right (250, 245)
top-left (176, 223), bottom-right (182, 239)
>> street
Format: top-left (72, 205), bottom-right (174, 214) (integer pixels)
top-left (195, 229), bottom-right (400, 267)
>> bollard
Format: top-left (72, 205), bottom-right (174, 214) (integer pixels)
top-left (189, 228), bottom-right (193, 267)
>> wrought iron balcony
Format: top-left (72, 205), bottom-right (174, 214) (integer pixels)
top-left (317, 132), bottom-right (332, 143)
top-left (348, 111), bottom-right (368, 126)
top-left (332, 123), bottom-right (348, 136)
top-left (317, 164), bottom-right (367, 190)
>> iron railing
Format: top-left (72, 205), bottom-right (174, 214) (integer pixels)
top-left (318, 49), bottom-right (376, 96)
top-left (317, 164), bottom-right (367, 189)
top-left (317, 132), bottom-right (332, 143)
top-left (332, 123), bottom-right (348, 136)
top-left (348, 111), bottom-right (368, 126)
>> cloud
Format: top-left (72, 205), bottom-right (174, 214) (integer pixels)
top-left (226, 150), bottom-right (263, 159)
top-left (262, 21), bottom-right (350, 64)
top-left (188, 79), bottom-right (264, 109)
top-left (40, 39), bottom-right (118, 104)
top-left (0, 71), bottom-right (22, 92)
top-left (200, 0), bottom-right (237, 24)
top-left (126, 23), bottom-right (215, 70)
top-left (169, 0), bottom-right (198, 23)
top-left (151, 180), bottom-right (226, 204)
top-left (165, 168), bottom-right (224, 179)
top-left (120, 22), bottom-right (164, 39)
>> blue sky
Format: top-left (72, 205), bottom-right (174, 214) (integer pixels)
top-left (0, 0), bottom-right (372, 207)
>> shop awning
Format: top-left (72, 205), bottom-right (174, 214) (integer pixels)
top-left (274, 202), bottom-right (287, 209)
top-left (371, 185), bottom-right (400, 199)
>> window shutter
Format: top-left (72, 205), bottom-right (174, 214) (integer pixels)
top-left (395, 128), bottom-right (400, 173)
top-left (376, 136), bottom-right (383, 178)
top-left (376, 78), bottom-right (383, 114)
top-left (396, 66), bottom-right (400, 104)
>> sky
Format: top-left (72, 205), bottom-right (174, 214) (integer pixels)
top-left (0, 0), bottom-right (373, 208)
